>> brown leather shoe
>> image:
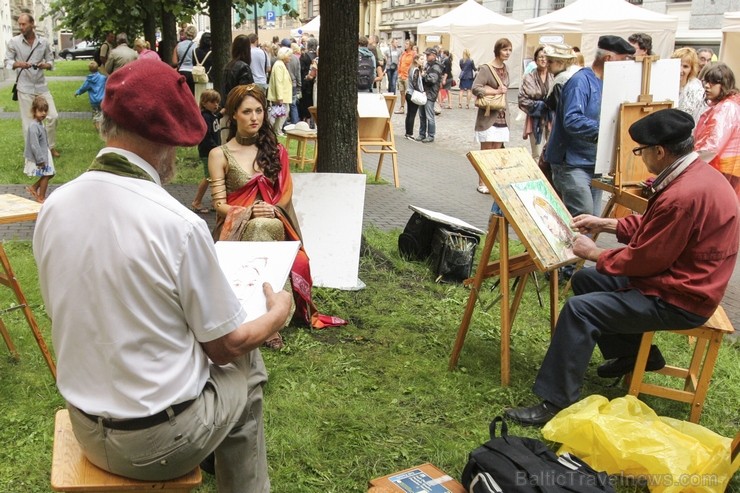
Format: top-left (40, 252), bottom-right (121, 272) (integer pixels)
top-left (50, 148), bottom-right (61, 158)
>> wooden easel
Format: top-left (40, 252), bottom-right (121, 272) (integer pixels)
top-left (0, 194), bottom-right (56, 379)
top-left (358, 94), bottom-right (400, 187)
top-left (449, 149), bottom-right (576, 386)
top-left (593, 55), bottom-right (673, 215)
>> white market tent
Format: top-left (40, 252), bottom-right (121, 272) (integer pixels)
top-left (523, 0), bottom-right (678, 65)
top-left (720, 12), bottom-right (740, 79)
top-left (417, 0), bottom-right (525, 88)
top-left (291, 15), bottom-right (320, 38)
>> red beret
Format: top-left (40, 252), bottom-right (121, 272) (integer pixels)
top-left (101, 59), bottom-right (206, 147)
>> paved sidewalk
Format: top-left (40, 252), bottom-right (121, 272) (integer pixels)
top-left (1, 88), bottom-right (738, 330)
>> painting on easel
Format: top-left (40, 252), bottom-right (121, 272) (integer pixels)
top-left (512, 180), bottom-right (576, 263)
top-left (467, 147), bottom-right (577, 271)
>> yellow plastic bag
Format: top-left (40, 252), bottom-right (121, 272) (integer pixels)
top-left (541, 395), bottom-right (738, 493)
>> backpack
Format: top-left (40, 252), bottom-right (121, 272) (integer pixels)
top-left (357, 50), bottom-right (375, 91)
top-left (192, 50), bottom-right (211, 84)
top-left (462, 417), bottom-right (616, 493)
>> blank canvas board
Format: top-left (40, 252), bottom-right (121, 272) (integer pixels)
top-left (595, 59), bottom-right (680, 175)
top-left (357, 93), bottom-right (390, 118)
top-left (215, 241), bottom-right (300, 322)
top-left (291, 173), bottom-right (366, 290)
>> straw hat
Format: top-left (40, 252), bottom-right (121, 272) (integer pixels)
top-left (543, 44), bottom-right (576, 60)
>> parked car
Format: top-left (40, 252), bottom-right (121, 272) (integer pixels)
top-left (58, 41), bottom-right (99, 61)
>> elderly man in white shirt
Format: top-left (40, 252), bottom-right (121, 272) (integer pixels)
top-left (33, 59), bottom-right (292, 493)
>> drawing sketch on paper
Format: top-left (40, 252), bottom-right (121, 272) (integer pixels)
top-left (215, 241), bottom-right (299, 322)
top-left (226, 256), bottom-right (269, 308)
top-left (511, 180), bottom-right (577, 262)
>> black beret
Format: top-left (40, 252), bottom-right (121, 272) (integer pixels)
top-left (598, 35), bottom-right (635, 55)
top-left (628, 109), bottom-right (695, 146)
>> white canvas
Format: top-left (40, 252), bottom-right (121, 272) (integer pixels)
top-left (215, 241), bottom-right (300, 322)
top-left (292, 173), bottom-right (366, 290)
top-left (357, 93), bottom-right (390, 118)
top-left (595, 59), bottom-right (680, 175)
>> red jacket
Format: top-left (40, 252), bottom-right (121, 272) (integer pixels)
top-left (597, 158), bottom-right (739, 317)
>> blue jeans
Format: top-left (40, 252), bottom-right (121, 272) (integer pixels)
top-left (417, 99), bottom-right (436, 139)
top-left (551, 163), bottom-right (603, 217)
top-left (386, 69), bottom-right (398, 94)
top-left (289, 96), bottom-right (299, 125)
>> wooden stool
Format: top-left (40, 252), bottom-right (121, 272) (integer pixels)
top-left (285, 130), bottom-right (318, 171)
top-left (51, 409), bottom-right (201, 492)
top-left (626, 306), bottom-right (735, 423)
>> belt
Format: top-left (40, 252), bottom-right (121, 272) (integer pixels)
top-left (76, 399), bottom-right (196, 431)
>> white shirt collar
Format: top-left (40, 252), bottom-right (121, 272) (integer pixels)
top-left (96, 147), bottom-right (162, 186)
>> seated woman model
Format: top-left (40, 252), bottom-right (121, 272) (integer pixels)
top-left (209, 84), bottom-right (345, 349)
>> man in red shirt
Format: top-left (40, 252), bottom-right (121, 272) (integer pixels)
top-left (506, 109), bottom-right (739, 426)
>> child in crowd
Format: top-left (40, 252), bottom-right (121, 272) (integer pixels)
top-left (191, 89), bottom-right (221, 213)
top-left (24, 95), bottom-right (55, 203)
top-left (74, 61), bottom-right (107, 127)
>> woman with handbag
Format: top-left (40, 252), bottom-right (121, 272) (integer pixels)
top-left (404, 54), bottom-right (426, 141)
top-left (172, 25), bottom-right (197, 95)
top-left (472, 38), bottom-right (512, 194)
top-left (517, 45), bottom-right (553, 164)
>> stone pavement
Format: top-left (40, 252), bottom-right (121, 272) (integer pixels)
top-left (0, 84), bottom-right (738, 330)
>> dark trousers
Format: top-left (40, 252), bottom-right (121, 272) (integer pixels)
top-left (404, 94), bottom-right (420, 137)
top-left (533, 267), bottom-right (707, 409)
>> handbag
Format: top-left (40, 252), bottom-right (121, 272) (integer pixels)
top-left (475, 64), bottom-right (507, 116)
top-left (192, 50), bottom-right (211, 84)
top-left (409, 68), bottom-right (427, 106)
top-left (11, 83), bottom-right (18, 101)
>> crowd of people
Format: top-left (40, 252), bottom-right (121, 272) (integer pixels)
top-left (5, 11), bottom-right (740, 491)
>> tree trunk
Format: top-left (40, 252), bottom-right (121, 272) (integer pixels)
top-left (209, 0), bottom-right (232, 99)
top-left (143, 6), bottom-right (157, 60)
top-left (159, 8), bottom-right (178, 65)
top-left (316, 0), bottom-right (358, 173)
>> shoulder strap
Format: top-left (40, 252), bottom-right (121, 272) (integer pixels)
top-left (201, 50), bottom-right (211, 65)
top-left (177, 41), bottom-right (194, 70)
top-left (487, 63), bottom-right (503, 88)
top-left (15, 43), bottom-right (40, 83)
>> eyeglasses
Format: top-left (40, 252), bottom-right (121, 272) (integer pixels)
top-left (632, 144), bottom-right (654, 156)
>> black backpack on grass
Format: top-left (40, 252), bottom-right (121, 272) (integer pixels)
top-left (461, 417), bottom-right (615, 493)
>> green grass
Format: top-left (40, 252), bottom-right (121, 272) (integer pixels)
top-left (0, 81), bottom-right (91, 114)
top-left (50, 59), bottom-right (92, 77)
top-left (0, 232), bottom-right (737, 492)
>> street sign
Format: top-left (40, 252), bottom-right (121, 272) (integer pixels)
top-left (265, 11), bottom-right (275, 22)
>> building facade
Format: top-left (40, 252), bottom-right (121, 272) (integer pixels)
top-left (374, 0), bottom-right (735, 50)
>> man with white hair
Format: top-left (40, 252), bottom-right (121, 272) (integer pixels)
top-left (104, 32), bottom-right (138, 74)
top-left (33, 59), bottom-right (291, 493)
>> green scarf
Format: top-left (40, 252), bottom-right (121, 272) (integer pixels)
top-left (87, 152), bottom-right (155, 182)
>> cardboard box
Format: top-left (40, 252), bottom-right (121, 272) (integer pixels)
top-left (368, 463), bottom-right (466, 493)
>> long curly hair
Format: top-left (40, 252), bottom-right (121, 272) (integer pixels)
top-left (224, 84), bottom-right (281, 181)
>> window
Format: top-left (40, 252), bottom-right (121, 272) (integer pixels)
top-left (552, 0), bottom-right (564, 10)
top-left (505, 0), bottom-right (513, 13)
top-left (307, 0), bottom-right (314, 17)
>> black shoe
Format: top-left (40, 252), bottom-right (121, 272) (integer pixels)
top-left (404, 134), bottom-right (415, 141)
top-left (504, 400), bottom-right (562, 426)
top-left (200, 452), bottom-right (215, 475)
top-left (597, 345), bottom-right (666, 378)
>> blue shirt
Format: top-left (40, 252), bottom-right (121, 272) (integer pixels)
top-left (75, 72), bottom-right (107, 106)
top-left (545, 67), bottom-right (602, 168)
